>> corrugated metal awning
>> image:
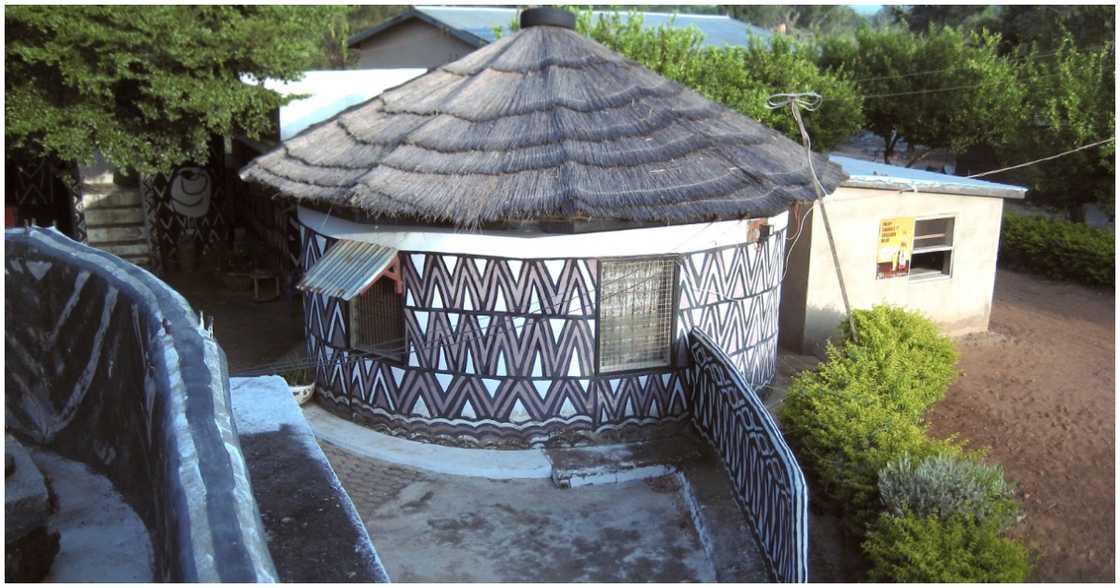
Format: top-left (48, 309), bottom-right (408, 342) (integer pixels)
top-left (298, 240), bottom-right (398, 300)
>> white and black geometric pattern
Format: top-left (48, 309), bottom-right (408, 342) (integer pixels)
top-left (299, 221), bottom-right (784, 444)
top-left (688, 328), bottom-right (808, 583)
top-left (140, 147), bottom-right (229, 273)
top-left (676, 230), bottom-right (785, 389)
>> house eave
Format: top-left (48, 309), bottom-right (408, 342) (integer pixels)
top-left (840, 178), bottom-right (1028, 200)
top-left (347, 8), bottom-right (489, 50)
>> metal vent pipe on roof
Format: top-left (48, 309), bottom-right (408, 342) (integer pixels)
top-left (520, 7), bottom-right (576, 30)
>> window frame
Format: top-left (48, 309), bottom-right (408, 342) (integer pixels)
top-left (347, 276), bottom-right (406, 364)
top-left (594, 255), bottom-right (680, 375)
top-left (908, 215), bottom-right (956, 283)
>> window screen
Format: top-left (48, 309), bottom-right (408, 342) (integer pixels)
top-left (349, 278), bottom-right (404, 361)
top-left (598, 258), bottom-right (676, 373)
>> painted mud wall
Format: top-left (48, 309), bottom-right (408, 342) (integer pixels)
top-left (5, 152), bottom-right (85, 241)
top-left (5, 227), bottom-right (276, 582)
top-left (139, 140), bottom-right (231, 274)
top-left (689, 329), bottom-right (808, 583)
top-left (298, 214), bottom-right (786, 446)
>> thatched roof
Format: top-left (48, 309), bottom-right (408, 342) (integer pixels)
top-left (240, 24), bottom-right (847, 227)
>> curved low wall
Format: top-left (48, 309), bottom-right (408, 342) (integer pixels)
top-left (5, 227), bottom-right (277, 582)
top-left (689, 328), bottom-right (808, 583)
top-left (299, 212), bottom-right (787, 447)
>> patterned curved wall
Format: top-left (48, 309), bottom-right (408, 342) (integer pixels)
top-left (300, 219), bottom-right (785, 445)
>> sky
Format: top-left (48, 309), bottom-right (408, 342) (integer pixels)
top-left (849, 5), bottom-right (883, 17)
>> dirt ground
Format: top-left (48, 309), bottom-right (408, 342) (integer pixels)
top-left (926, 269), bottom-right (1115, 582)
top-left (162, 272), bottom-right (304, 373)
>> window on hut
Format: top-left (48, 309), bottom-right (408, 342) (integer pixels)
top-left (910, 217), bottom-right (955, 281)
top-left (349, 278), bottom-right (404, 361)
top-left (598, 258), bottom-right (676, 373)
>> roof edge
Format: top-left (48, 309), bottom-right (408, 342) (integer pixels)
top-left (347, 8), bottom-right (489, 49)
top-left (840, 177), bottom-right (1027, 200)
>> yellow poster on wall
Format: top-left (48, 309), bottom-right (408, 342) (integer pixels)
top-left (876, 216), bottom-right (915, 279)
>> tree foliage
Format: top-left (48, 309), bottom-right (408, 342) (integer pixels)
top-left (1001, 37), bottom-right (1115, 212)
top-left (818, 26), bottom-right (1025, 165)
top-left (316, 5), bottom-right (410, 68)
top-left (5, 5), bottom-right (342, 175)
top-left (571, 9), bottom-right (864, 149)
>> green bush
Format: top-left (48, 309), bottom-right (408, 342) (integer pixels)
top-left (1000, 212), bottom-right (1114, 287)
top-left (840, 306), bottom-right (960, 419)
top-left (879, 453), bottom-right (1020, 531)
top-left (780, 344), bottom-right (962, 520)
top-left (863, 512), bottom-right (1032, 582)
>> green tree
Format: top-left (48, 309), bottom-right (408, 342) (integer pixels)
top-left (577, 9), bottom-right (865, 149)
top-left (998, 37), bottom-right (1115, 214)
top-left (6, 5), bottom-right (342, 175)
top-left (819, 26), bottom-right (1025, 165)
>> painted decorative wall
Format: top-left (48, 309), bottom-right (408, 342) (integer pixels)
top-left (299, 218), bottom-right (786, 446)
top-left (689, 328), bottom-right (808, 583)
top-left (4, 154), bottom-right (85, 241)
top-left (140, 143), bottom-right (230, 273)
top-left (6, 227), bottom-right (277, 582)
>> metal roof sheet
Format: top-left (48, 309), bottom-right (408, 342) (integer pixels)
top-left (297, 240), bottom-right (398, 300)
top-left (830, 154), bottom-right (1028, 199)
top-left (414, 6), bottom-right (772, 48)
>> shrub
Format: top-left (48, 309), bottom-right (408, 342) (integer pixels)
top-left (280, 366), bottom-right (313, 386)
top-left (840, 305), bottom-right (959, 419)
top-left (879, 453), bottom-right (1020, 531)
top-left (780, 344), bottom-right (962, 520)
top-left (862, 512), bottom-right (1032, 582)
top-left (1000, 212), bottom-right (1114, 287)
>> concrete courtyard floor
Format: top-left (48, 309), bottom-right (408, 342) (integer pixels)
top-left (320, 441), bottom-right (718, 582)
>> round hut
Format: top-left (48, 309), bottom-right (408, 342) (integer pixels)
top-left (240, 7), bottom-right (845, 447)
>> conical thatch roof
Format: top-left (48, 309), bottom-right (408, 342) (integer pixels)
top-left (240, 24), bottom-right (847, 227)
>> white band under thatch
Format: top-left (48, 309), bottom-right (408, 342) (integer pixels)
top-left (298, 206), bottom-right (788, 259)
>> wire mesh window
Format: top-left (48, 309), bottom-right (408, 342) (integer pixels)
top-left (598, 258), bottom-right (676, 373)
top-left (349, 278), bottom-right (404, 361)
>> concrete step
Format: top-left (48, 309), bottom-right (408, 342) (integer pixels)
top-left (96, 240), bottom-right (150, 258)
top-left (676, 450), bottom-right (772, 582)
top-left (83, 207), bottom-right (144, 226)
top-left (80, 185), bottom-right (142, 208)
top-left (545, 433), bottom-right (705, 488)
top-left (86, 224), bottom-right (145, 244)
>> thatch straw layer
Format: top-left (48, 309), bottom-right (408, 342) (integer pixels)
top-left (241, 25), bottom-right (846, 227)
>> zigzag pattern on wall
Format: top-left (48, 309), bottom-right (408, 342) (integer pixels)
top-left (688, 328), bottom-right (808, 583)
top-left (402, 254), bottom-right (597, 317)
top-left (308, 330), bottom-right (689, 437)
top-left (677, 230), bottom-right (785, 389)
top-left (404, 311), bottom-right (596, 378)
top-left (297, 220), bottom-right (779, 443)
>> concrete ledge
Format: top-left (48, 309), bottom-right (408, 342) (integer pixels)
top-left (304, 403), bottom-right (554, 479)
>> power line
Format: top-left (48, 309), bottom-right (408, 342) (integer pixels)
top-left (966, 138), bottom-right (1115, 179)
top-left (858, 68), bottom-right (1065, 99)
top-left (846, 44), bottom-right (1105, 84)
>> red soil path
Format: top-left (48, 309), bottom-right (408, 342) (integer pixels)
top-left (927, 269), bottom-right (1115, 582)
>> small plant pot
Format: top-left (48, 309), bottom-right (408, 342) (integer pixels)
top-left (290, 383), bottom-right (315, 406)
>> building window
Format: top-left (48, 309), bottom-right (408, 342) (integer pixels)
top-left (598, 258), bottom-right (676, 373)
top-left (910, 217), bottom-right (955, 281)
top-left (349, 278), bottom-right (404, 361)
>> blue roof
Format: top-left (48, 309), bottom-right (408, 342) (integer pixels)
top-left (414, 5), bottom-right (772, 48)
top-left (830, 154), bottom-right (1027, 199)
